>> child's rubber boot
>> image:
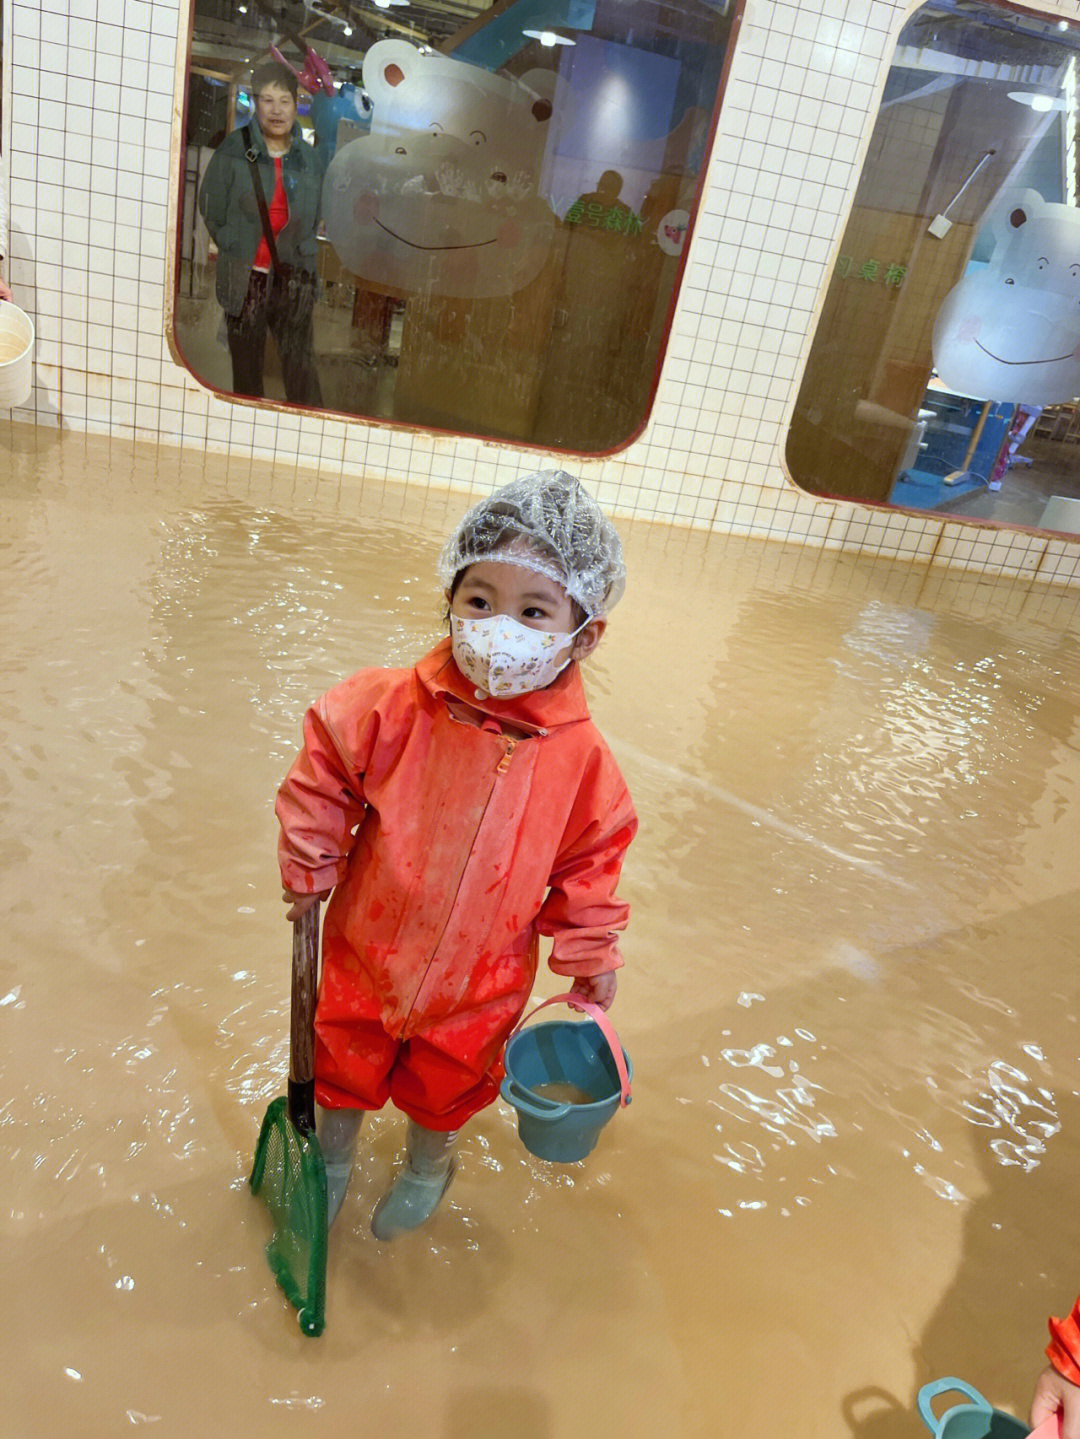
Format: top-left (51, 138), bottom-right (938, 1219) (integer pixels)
top-left (316, 1105), bottom-right (364, 1228)
top-left (370, 1121), bottom-right (457, 1241)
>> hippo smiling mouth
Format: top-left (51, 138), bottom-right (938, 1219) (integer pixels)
top-left (375, 218), bottom-right (499, 251)
top-left (975, 338), bottom-right (1077, 365)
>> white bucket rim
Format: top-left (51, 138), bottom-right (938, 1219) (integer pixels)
top-left (0, 301), bottom-right (35, 368)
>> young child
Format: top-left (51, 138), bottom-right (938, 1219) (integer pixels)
top-left (276, 470), bottom-right (637, 1240)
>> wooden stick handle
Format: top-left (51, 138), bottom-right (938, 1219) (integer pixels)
top-left (288, 902), bottom-right (320, 1135)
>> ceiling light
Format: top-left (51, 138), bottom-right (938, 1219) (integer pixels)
top-left (1008, 90), bottom-right (1067, 111)
top-left (522, 28), bottom-right (575, 46)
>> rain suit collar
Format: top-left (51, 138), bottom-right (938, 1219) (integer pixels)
top-left (417, 637), bottom-right (592, 732)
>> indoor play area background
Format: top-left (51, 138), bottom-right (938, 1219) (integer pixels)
top-left (9, 0), bottom-right (1080, 579)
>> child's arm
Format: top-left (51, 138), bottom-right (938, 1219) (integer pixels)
top-left (276, 692), bottom-right (371, 905)
top-left (569, 970), bottom-right (618, 1011)
top-left (282, 888), bottom-right (330, 921)
top-left (1032, 1365), bottom-right (1080, 1439)
top-left (1033, 1297), bottom-right (1080, 1439)
top-left (537, 759), bottom-right (637, 1010)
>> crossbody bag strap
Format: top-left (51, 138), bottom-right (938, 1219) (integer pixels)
top-left (244, 143), bottom-right (284, 276)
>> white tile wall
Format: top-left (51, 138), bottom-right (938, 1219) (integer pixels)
top-left (4, 0), bottom-right (1080, 586)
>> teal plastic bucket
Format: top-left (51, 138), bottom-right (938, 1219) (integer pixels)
top-left (917, 1380), bottom-right (1031, 1439)
top-left (500, 994), bottom-right (632, 1163)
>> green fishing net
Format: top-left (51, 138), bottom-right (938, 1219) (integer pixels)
top-left (249, 1095), bottom-right (327, 1337)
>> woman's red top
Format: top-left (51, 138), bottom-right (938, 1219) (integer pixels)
top-left (253, 157), bottom-right (289, 272)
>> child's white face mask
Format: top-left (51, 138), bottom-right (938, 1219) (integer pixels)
top-left (451, 613), bottom-right (586, 698)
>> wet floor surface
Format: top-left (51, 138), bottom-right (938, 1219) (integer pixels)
top-left (4, 420), bottom-right (1080, 1438)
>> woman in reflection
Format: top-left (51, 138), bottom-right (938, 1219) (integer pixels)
top-left (199, 61), bottom-right (323, 406)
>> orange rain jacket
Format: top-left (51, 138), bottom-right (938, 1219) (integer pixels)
top-left (276, 638), bottom-right (637, 1129)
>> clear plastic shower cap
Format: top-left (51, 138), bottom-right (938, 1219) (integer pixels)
top-left (437, 470), bottom-right (626, 617)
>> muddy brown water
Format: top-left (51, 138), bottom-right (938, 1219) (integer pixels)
top-left (530, 1083), bottom-right (601, 1107)
top-left (4, 421), bottom-right (1080, 1438)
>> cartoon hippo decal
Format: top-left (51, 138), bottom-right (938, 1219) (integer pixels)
top-left (322, 41), bottom-right (560, 299)
top-left (932, 189), bottom-right (1080, 404)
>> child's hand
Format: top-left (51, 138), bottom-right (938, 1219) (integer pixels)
top-left (283, 888), bottom-right (332, 922)
top-left (571, 972), bottom-right (617, 1011)
top-left (1032, 1365), bottom-right (1080, 1439)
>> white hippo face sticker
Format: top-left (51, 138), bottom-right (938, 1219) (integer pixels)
top-left (322, 41), bottom-right (559, 299)
top-left (933, 189), bottom-right (1080, 404)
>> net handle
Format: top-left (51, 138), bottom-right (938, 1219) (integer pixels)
top-left (288, 901), bottom-right (320, 1135)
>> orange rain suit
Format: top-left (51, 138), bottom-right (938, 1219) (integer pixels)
top-left (276, 638), bottom-right (637, 1131)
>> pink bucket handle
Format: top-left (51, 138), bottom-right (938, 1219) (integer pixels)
top-left (1028, 1418), bottom-right (1063, 1439)
top-left (513, 992), bottom-right (631, 1107)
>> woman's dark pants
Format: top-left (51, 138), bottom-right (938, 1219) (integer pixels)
top-left (226, 269), bottom-right (323, 406)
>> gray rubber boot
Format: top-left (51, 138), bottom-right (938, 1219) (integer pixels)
top-left (370, 1121), bottom-right (458, 1242)
top-left (316, 1105), bottom-right (364, 1228)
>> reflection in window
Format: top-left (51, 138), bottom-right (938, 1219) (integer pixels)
top-left (787, 2), bottom-right (1080, 536)
top-left (174, 0), bottom-right (738, 454)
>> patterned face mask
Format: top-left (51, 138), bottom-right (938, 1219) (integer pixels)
top-left (450, 613), bottom-right (587, 698)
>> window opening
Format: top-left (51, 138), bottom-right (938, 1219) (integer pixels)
top-left (788, 0), bottom-right (1080, 536)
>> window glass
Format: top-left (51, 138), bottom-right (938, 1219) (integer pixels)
top-left (174, 0), bottom-right (739, 453)
top-left (788, 1), bottom-right (1080, 535)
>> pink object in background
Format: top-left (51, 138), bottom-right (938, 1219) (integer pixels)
top-left (269, 44), bottom-right (335, 97)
